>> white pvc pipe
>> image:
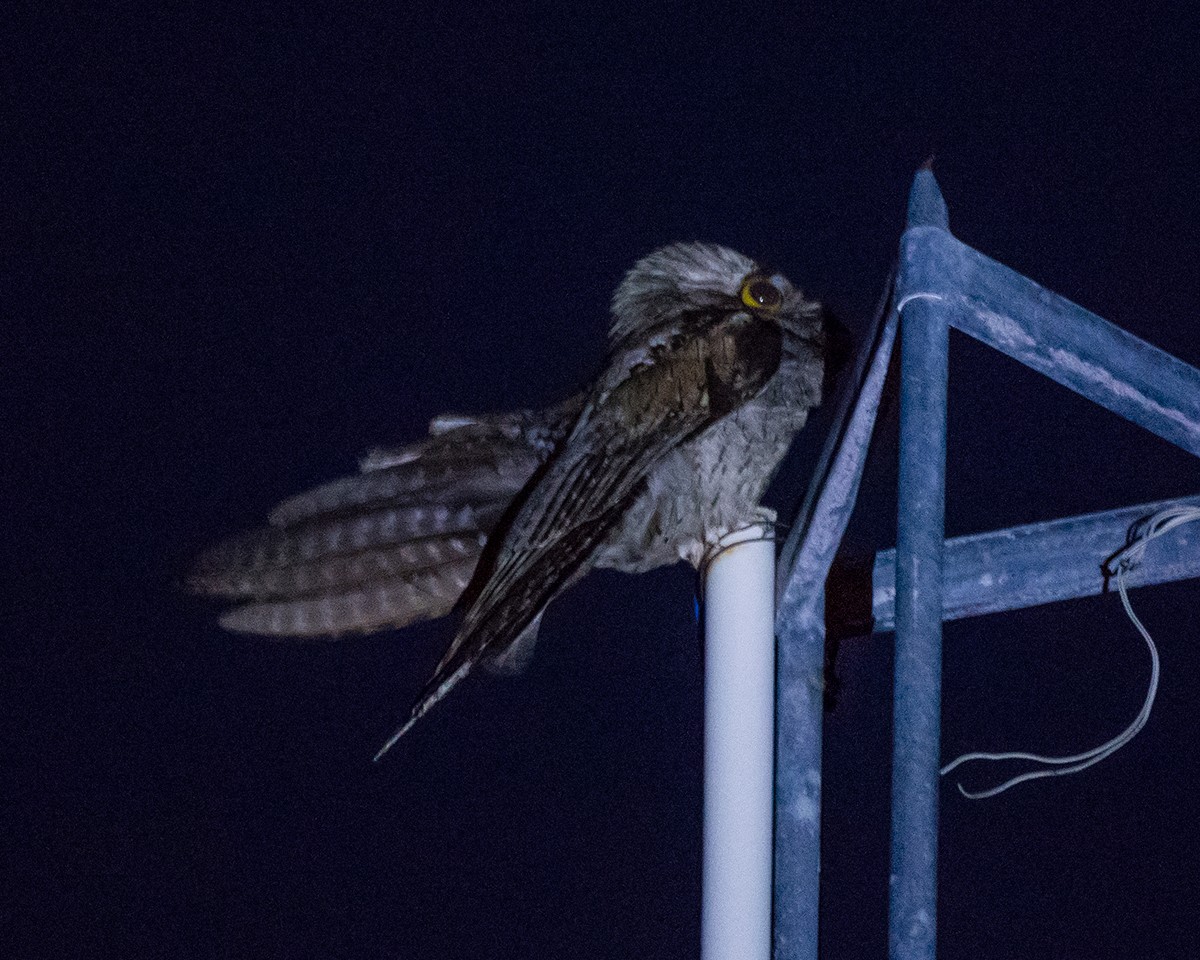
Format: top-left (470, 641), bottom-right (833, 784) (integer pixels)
top-left (701, 524), bottom-right (776, 960)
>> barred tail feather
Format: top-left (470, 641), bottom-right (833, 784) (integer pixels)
top-left (187, 404), bottom-right (580, 638)
top-left (218, 555), bottom-right (480, 637)
top-left (187, 506), bottom-right (505, 600)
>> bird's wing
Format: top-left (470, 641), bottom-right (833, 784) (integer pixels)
top-left (383, 310), bottom-right (783, 747)
top-left (186, 399), bottom-right (581, 637)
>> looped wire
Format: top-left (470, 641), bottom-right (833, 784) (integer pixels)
top-left (943, 503), bottom-right (1199, 799)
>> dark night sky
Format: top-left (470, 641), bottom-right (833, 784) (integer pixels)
top-left (5, 2), bottom-right (1200, 958)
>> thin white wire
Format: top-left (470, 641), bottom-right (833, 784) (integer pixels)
top-left (941, 503), bottom-right (1200, 800)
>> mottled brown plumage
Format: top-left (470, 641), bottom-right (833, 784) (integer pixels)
top-left (187, 243), bottom-right (826, 753)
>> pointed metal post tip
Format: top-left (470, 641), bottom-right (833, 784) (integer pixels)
top-left (907, 167), bottom-right (950, 231)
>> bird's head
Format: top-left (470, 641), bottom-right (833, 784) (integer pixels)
top-left (608, 242), bottom-right (822, 350)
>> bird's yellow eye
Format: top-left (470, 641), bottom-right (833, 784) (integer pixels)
top-left (740, 276), bottom-right (783, 312)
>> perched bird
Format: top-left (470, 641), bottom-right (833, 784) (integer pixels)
top-left (187, 243), bottom-right (827, 755)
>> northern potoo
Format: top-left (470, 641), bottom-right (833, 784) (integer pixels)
top-left (188, 243), bottom-right (827, 755)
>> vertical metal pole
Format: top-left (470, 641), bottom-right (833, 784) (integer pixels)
top-left (774, 291), bottom-right (898, 960)
top-left (773, 594), bottom-right (825, 960)
top-left (702, 525), bottom-right (776, 960)
top-left (890, 169), bottom-right (950, 960)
